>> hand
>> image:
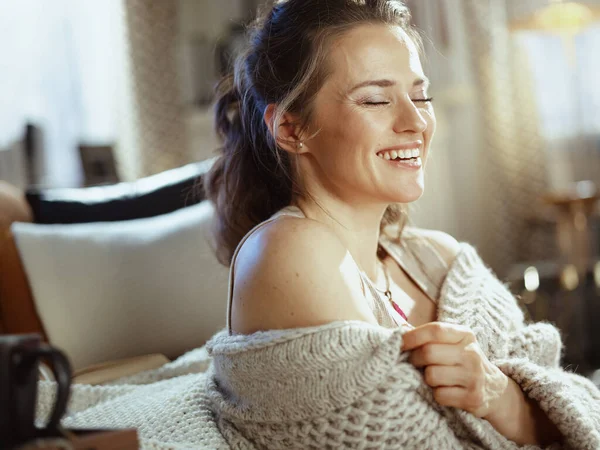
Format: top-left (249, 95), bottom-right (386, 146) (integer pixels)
top-left (401, 322), bottom-right (510, 419)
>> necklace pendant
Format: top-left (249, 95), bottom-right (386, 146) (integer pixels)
top-left (390, 300), bottom-right (409, 322)
top-left (375, 258), bottom-right (410, 324)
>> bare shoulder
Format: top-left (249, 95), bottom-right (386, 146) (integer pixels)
top-left (231, 216), bottom-right (377, 334)
top-left (404, 227), bottom-right (461, 267)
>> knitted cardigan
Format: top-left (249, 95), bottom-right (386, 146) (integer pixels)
top-left (37, 244), bottom-right (600, 449)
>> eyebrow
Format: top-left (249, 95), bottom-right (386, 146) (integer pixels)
top-left (348, 77), bottom-right (430, 93)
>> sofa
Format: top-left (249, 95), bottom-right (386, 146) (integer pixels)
top-left (0, 158), bottom-right (230, 382)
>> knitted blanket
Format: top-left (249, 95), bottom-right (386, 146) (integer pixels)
top-left (37, 244), bottom-right (600, 449)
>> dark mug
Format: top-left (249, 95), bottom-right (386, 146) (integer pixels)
top-left (0, 334), bottom-right (71, 449)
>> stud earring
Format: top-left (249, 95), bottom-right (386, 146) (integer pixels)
top-left (297, 141), bottom-right (304, 149)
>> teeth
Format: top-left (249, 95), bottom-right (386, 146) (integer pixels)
top-left (377, 147), bottom-right (421, 160)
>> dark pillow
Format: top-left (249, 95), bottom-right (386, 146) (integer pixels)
top-left (26, 159), bottom-right (214, 224)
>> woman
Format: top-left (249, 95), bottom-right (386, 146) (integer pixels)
top-left (203, 0), bottom-right (600, 448)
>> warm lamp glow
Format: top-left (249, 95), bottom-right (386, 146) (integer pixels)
top-left (509, 1), bottom-right (600, 34)
top-left (509, 1), bottom-right (600, 66)
top-left (534, 2), bottom-right (595, 34)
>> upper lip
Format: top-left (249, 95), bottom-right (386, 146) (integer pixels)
top-left (377, 141), bottom-right (423, 153)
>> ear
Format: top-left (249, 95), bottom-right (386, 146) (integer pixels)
top-left (263, 104), bottom-right (309, 155)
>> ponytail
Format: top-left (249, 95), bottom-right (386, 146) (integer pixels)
top-left (204, 72), bottom-right (293, 266)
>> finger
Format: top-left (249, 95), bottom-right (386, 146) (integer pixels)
top-left (408, 343), bottom-right (463, 368)
top-left (401, 322), bottom-right (466, 351)
top-left (432, 386), bottom-right (467, 409)
top-left (423, 365), bottom-right (469, 388)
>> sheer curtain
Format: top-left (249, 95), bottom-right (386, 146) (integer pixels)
top-left (118, 0), bottom-right (189, 181)
top-left (515, 25), bottom-right (600, 191)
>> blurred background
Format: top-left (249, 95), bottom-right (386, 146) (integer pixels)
top-left (0, 0), bottom-right (599, 374)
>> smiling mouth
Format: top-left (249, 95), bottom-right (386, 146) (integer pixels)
top-left (376, 147), bottom-right (421, 161)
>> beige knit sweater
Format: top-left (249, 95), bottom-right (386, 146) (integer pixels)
top-left (37, 243), bottom-right (600, 449)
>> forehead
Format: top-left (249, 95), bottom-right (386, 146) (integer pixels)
top-left (325, 24), bottom-right (424, 87)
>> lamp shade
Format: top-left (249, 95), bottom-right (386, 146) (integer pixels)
top-left (509, 2), bottom-right (600, 34)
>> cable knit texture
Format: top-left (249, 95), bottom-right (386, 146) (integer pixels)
top-left (36, 244), bottom-right (600, 449)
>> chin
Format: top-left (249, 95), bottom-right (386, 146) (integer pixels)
top-left (397, 193), bottom-right (423, 204)
top-left (387, 184), bottom-right (424, 204)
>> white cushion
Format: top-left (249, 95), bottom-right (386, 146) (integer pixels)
top-left (12, 201), bottom-right (229, 370)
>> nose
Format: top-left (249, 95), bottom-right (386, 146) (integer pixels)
top-left (392, 97), bottom-right (428, 134)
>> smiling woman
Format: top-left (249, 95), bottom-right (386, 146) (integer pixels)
top-left (195, 0), bottom-right (600, 448)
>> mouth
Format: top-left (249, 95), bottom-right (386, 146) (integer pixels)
top-left (375, 142), bottom-right (424, 170)
top-left (376, 146), bottom-right (422, 162)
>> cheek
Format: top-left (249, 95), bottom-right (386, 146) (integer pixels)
top-left (314, 109), bottom-right (374, 157)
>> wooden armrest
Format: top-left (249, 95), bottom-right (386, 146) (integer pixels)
top-left (0, 180), bottom-right (45, 337)
top-left (0, 180), bottom-right (32, 227)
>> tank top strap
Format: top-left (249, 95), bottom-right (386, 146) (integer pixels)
top-left (378, 229), bottom-right (450, 304)
top-left (226, 206), bottom-right (303, 334)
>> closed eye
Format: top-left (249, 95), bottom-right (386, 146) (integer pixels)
top-left (412, 97), bottom-right (434, 103)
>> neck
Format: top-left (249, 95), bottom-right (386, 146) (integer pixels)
top-left (294, 196), bottom-right (387, 280)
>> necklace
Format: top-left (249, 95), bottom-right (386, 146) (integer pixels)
top-left (372, 254), bottom-right (409, 323)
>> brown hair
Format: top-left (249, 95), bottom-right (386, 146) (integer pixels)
top-left (204, 0), bottom-right (421, 266)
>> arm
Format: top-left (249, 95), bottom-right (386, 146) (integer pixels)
top-left (484, 323), bottom-right (567, 446)
top-left (484, 375), bottom-right (563, 447)
top-left (488, 356), bottom-right (600, 449)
